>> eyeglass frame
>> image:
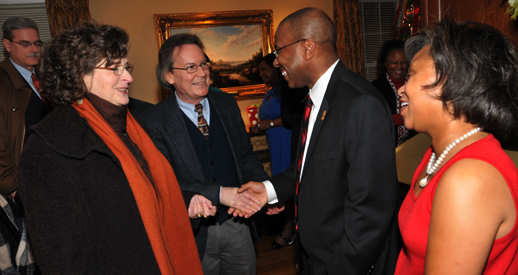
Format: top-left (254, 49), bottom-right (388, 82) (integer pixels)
top-left (273, 39), bottom-right (314, 57)
top-left (171, 61), bottom-right (211, 74)
top-left (8, 39), bottom-right (44, 48)
top-left (91, 64), bottom-right (134, 76)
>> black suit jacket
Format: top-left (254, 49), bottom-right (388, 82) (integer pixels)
top-left (271, 61), bottom-right (401, 275)
top-left (137, 91), bottom-right (269, 258)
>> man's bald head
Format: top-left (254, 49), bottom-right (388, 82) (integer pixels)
top-left (278, 7), bottom-right (337, 50)
top-left (273, 8), bottom-right (339, 89)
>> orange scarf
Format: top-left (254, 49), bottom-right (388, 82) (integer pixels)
top-left (73, 98), bottom-right (202, 275)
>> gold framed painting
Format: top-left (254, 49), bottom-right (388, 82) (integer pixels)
top-left (154, 10), bottom-right (274, 100)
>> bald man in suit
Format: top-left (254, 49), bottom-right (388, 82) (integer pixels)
top-left (237, 8), bottom-right (401, 275)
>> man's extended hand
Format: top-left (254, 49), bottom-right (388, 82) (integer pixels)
top-left (229, 181), bottom-right (269, 218)
top-left (220, 187), bottom-right (261, 217)
top-left (266, 203), bottom-right (285, 215)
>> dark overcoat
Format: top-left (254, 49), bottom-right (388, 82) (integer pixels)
top-left (18, 105), bottom-right (162, 274)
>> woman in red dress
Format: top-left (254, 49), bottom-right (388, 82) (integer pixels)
top-left (395, 20), bottom-right (518, 274)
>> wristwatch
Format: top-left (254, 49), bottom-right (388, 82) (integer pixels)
top-left (270, 121), bottom-right (275, 128)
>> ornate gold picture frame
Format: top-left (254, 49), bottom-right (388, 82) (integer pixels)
top-left (154, 10), bottom-right (274, 100)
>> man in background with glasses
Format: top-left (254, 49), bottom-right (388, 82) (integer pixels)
top-left (0, 16), bottom-right (46, 275)
top-left (138, 33), bottom-right (268, 275)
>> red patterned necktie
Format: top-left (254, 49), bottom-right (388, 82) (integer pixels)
top-left (31, 73), bottom-right (50, 111)
top-left (294, 96), bottom-right (312, 231)
top-left (195, 104), bottom-right (209, 139)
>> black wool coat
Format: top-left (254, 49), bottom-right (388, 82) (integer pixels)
top-left (18, 105), bottom-right (163, 274)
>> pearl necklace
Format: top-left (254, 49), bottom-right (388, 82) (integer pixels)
top-left (419, 127), bottom-right (482, 188)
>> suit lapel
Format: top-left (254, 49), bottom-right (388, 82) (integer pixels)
top-left (162, 96), bottom-right (205, 181)
top-left (301, 62), bottom-right (346, 178)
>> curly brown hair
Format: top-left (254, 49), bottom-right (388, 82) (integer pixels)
top-left (41, 21), bottom-right (129, 105)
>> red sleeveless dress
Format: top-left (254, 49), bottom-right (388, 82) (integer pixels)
top-left (395, 134), bottom-right (518, 274)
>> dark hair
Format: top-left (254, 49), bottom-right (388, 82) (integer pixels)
top-left (405, 20), bottom-right (518, 140)
top-left (281, 7), bottom-right (337, 49)
top-left (259, 53), bottom-right (282, 85)
top-left (203, 53), bottom-right (210, 63)
top-left (376, 39), bottom-right (405, 75)
top-left (156, 33), bottom-right (205, 91)
top-left (260, 53), bottom-right (276, 67)
top-left (2, 17), bottom-right (39, 40)
top-left (41, 21), bottom-right (129, 105)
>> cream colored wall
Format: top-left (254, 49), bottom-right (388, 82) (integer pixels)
top-left (89, 0), bottom-right (333, 105)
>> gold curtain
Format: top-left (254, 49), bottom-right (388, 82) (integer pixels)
top-left (333, 0), bottom-right (365, 76)
top-left (45, 0), bottom-right (92, 37)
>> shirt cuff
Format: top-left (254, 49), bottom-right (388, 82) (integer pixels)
top-left (263, 180), bottom-right (278, 204)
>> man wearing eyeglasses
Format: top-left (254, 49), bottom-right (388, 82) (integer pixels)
top-left (0, 16), bottom-right (48, 196)
top-left (236, 8), bottom-right (401, 275)
top-left (0, 16), bottom-right (46, 275)
top-left (138, 33), bottom-right (268, 275)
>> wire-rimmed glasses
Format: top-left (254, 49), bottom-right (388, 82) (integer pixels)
top-left (92, 64), bottom-right (134, 76)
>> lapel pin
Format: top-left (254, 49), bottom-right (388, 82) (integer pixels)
top-left (321, 111), bottom-right (326, 120)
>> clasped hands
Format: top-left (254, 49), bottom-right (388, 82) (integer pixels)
top-left (226, 182), bottom-right (285, 218)
top-left (188, 183), bottom-right (284, 219)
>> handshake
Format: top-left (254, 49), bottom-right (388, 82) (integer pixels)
top-left (223, 181), bottom-right (284, 218)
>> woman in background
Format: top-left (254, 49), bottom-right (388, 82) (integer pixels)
top-left (250, 53), bottom-right (292, 176)
top-left (395, 20), bottom-right (518, 274)
top-left (372, 39), bottom-right (412, 146)
top-left (18, 22), bottom-right (214, 274)
top-left (250, 53), bottom-right (295, 248)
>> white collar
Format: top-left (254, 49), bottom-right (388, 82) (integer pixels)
top-left (308, 59), bottom-right (339, 109)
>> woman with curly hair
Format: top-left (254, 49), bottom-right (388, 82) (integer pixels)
top-left (17, 22), bottom-right (213, 274)
top-left (395, 20), bottom-right (518, 274)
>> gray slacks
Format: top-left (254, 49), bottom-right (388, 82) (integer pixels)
top-left (201, 219), bottom-right (255, 275)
